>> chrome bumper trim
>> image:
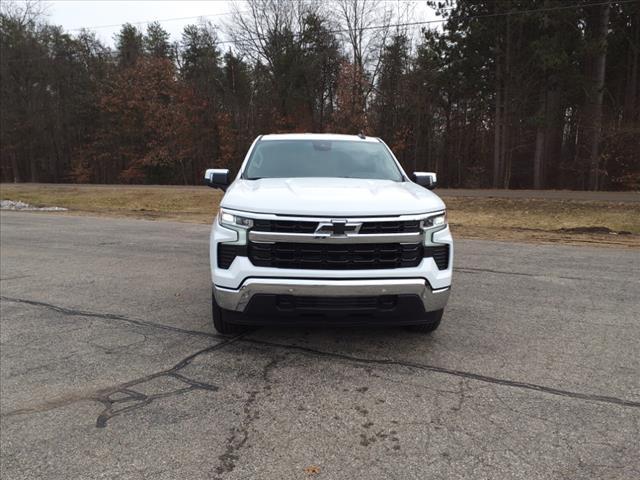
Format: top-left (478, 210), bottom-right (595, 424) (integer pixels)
top-left (214, 278), bottom-right (450, 313)
top-left (248, 230), bottom-right (423, 244)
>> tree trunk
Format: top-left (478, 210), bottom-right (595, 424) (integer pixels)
top-left (501, 10), bottom-right (512, 189)
top-left (587, 2), bottom-right (611, 190)
top-left (545, 89), bottom-right (562, 188)
top-left (492, 8), bottom-right (504, 189)
top-left (533, 90), bottom-right (547, 189)
top-left (11, 153), bottom-right (22, 183)
top-left (427, 112), bottom-right (433, 172)
top-left (414, 101), bottom-right (421, 173)
top-left (29, 140), bottom-right (38, 183)
top-left (493, 52), bottom-right (503, 188)
top-left (533, 2), bottom-right (551, 190)
top-left (624, 8), bottom-right (639, 125)
top-left (441, 104), bottom-right (450, 186)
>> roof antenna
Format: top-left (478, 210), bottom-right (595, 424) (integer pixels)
top-left (357, 131), bottom-right (366, 139)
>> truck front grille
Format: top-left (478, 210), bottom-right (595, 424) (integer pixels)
top-left (248, 242), bottom-right (423, 270)
top-left (251, 219), bottom-right (422, 234)
top-left (219, 241), bottom-right (449, 271)
top-left (252, 219), bottom-right (318, 233)
top-left (358, 220), bottom-right (421, 233)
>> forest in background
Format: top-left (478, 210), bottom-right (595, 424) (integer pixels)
top-left (1, 0), bottom-right (638, 190)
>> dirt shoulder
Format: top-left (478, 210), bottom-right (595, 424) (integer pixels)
top-left (439, 188), bottom-right (640, 203)
top-left (1, 183), bottom-right (638, 248)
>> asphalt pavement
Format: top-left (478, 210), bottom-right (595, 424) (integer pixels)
top-left (1, 212), bottom-right (639, 480)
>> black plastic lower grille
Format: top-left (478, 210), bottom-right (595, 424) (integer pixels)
top-left (276, 295), bottom-right (397, 311)
top-left (252, 219), bottom-right (318, 233)
top-left (248, 242), bottom-right (423, 269)
top-left (217, 244), bottom-right (247, 269)
top-left (424, 245), bottom-right (450, 270)
top-left (359, 220), bottom-right (421, 234)
top-left (243, 294), bottom-right (427, 322)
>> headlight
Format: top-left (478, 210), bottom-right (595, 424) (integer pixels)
top-left (219, 209), bottom-right (254, 229)
top-left (423, 211), bottom-right (446, 228)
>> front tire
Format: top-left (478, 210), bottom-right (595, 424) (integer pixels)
top-left (211, 288), bottom-right (245, 335)
top-left (406, 309), bottom-right (444, 333)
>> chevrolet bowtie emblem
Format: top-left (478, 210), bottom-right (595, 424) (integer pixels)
top-left (314, 220), bottom-right (362, 237)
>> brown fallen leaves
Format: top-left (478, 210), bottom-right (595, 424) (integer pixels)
top-left (303, 465), bottom-right (321, 475)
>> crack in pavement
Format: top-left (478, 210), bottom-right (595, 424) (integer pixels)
top-left (2, 333), bottom-right (246, 428)
top-left (454, 267), bottom-right (584, 281)
top-left (92, 338), bottom-right (238, 428)
top-left (3, 295), bottom-right (639, 416)
top-left (214, 354), bottom-right (285, 479)
top-left (0, 296), bottom-right (220, 340)
top-left (0, 275), bottom-right (33, 282)
top-left (215, 389), bottom-right (259, 477)
top-left (240, 338), bottom-right (640, 409)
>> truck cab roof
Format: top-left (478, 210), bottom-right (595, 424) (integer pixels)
top-left (259, 133), bottom-right (380, 143)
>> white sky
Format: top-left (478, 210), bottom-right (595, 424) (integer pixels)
top-left (45, 1), bottom-right (235, 45)
top-left (43, 0), bottom-right (439, 47)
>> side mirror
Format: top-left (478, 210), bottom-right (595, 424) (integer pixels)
top-left (204, 168), bottom-right (230, 190)
top-left (412, 172), bottom-right (437, 190)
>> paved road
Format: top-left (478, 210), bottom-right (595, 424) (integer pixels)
top-left (1, 212), bottom-right (638, 480)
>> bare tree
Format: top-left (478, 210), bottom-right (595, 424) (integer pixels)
top-left (586, 1), bottom-right (611, 190)
top-left (0, 0), bottom-right (48, 26)
top-left (226, 0), bottom-right (318, 68)
top-left (334, 0), bottom-right (393, 101)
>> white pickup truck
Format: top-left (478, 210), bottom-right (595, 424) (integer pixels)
top-left (205, 133), bottom-right (453, 334)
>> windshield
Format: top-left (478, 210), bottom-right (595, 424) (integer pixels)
top-left (243, 140), bottom-right (404, 181)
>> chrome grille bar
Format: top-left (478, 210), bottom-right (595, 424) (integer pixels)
top-left (248, 230), bottom-right (423, 244)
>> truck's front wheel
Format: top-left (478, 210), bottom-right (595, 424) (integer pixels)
top-left (211, 288), bottom-right (245, 335)
top-left (406, 309), bottom-right (443, 333)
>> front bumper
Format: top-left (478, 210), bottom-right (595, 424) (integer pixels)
top-left (210, 222), bottom-right (454, 292)
top-left (214, 278), bottom-right (450, 313)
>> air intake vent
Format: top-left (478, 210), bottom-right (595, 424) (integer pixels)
top-left (277, 295), bottom-right (397, 311)
top-left (424, 245), bottom-right (450, 270)
top-left (217, 244), bottom-right (247, 269)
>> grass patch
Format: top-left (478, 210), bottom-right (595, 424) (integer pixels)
top-left (444, 196), bottom-right (639, 247)
top-left (0, 184), bottom-right (222, 223)
top-left (445, 197), bottom-right (639, 233)
top-left (2, 184), bottom-right (638, 248)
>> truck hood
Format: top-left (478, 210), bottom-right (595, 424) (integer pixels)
top-left (220, 177), bottom-right (445, 216)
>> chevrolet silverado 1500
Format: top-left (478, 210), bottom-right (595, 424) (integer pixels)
top-left (205, 133), bottom-right (452, 334)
